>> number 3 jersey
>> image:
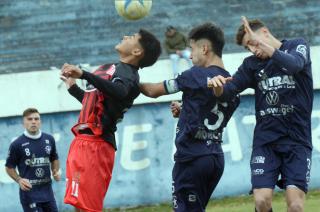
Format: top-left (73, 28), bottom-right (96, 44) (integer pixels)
top-left (5, 132), bottom-right (58, 203)
top-left (165, 66), bottom-right (240, 162)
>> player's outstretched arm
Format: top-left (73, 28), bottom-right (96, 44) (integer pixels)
top-left (139, 82), bottom-right (168, 98)
top-left (207, 75), bottom-right (232, 97)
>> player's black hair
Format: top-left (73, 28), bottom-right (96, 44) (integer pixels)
top-left (188, 22), bottom-right (225, 58)
top-left (23, 108), bottom-right (39, 117)
top-left (236, 19), bottom-right (266, 45)
top-left (138, 29), bottom-right (161, 68)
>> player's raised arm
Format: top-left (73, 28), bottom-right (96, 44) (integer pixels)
top-left (139, 82), bottom-right (167, 98)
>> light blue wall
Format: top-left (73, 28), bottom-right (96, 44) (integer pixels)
top-left (0, 92), bottom-right (319, 211)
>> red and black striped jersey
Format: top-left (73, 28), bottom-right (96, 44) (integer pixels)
top-left (68, 62), bottom-right (140, 149)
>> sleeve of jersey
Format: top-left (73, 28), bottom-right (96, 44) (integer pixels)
top-left (81, 71), bottom-right (130, 99)
top-left (174, 70), bottom-right (202, 91)
top-left (5, 143), bottom-right (19, 168)
top-left (271, 39), bottom-right (309, 75)
top-left (49, 137), bottom-right (59, 162)
top-left (68, 84), bottom-right (84, 103)
top-left (220, 62), bottom-right (253, 102)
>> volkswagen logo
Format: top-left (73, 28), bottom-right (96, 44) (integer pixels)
top-left (35, 168), bottom-right (45, 178)
top-left (266, 91), bottom-right (279, 105)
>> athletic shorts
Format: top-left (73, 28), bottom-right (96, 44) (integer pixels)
top-left (250, 139), bottom-right (312, 193)
top-left (64, 134), bottom-right (115, 212)
top-left (21, 200), bottom-right (58, 212)
top-left (172, 154), bottom-right (224, 212)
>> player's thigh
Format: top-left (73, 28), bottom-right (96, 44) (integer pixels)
top-left (40, 200), bottom-right (58, 212)
top-left (250, 145), bottom-right (281, 189)
top-left (281, 145), bottom-right (312, 193)
top-left (172, 155), bottom-right (224, 211)
top-left (21, 202), bottom-right (42, 212)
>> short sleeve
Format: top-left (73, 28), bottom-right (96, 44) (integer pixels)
top-left (5, 142), bottom-right (19, 168)
top-left (49, 136), bottom-right (59, 162)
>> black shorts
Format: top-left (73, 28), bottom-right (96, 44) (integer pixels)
top-left (251, 141), bottom-right (312, 193)
top-left (172, 154), bottom-right (224, 212)
top-left (21, 200), bottom-right (58, 212)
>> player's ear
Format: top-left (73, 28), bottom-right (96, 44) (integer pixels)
top-left (202, 44), bottom-right (209, 55)
top-left (132, 47), bottom-right (143, 57)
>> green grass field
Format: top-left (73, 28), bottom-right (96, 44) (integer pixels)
top-left (103, 190), bottom-right (320, 212)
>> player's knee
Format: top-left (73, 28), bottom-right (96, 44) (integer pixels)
top-left (287, 201), bottom-right (303, 212)
top-left (254, 196), bottom-right (272, 211)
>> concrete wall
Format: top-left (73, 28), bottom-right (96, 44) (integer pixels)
top-left (0, 93), bottom-right (320, 211)
top-left (1, 0), bottom-right (320, 74)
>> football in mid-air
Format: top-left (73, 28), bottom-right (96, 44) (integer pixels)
top-left (115, 0), bottom-right (152, 21)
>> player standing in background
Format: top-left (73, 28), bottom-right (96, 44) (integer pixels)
top-left (208, 17), bottom-right (313, 212)
top-left (60, 29), bottom-right (161, 212)
top-left (5, 108), bottom-right (60, 212)
top-left (139, 23), bottom-right (239, 212)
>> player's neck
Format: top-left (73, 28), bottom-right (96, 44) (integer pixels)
top-left (269, 36), bottom-right (282, 49)
top-left (205, 56), bottom-right (225, 70)
top-left (119, 55), bottom-right (140, 68)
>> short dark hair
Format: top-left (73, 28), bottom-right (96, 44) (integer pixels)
top-left (236, 19), bottom-right (266, 45)
top-left (188, 22), bottom-right (225, 58)
top-left (138, 29), bottom-right (161, 68)
top-left (23, 108), bottom-right (39, 117)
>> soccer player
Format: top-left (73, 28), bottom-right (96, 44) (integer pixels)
top-left (139, 23), bottom-right (239, 212)
top-left (60, 29), bottom-right (161, 212)
top-left (208, 17), bottom-right (313, 212)
top-left (5, 108), bottom-right (60, 212)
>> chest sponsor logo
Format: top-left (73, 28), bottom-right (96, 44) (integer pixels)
top-left (25, 156), bottom-right (50, 167)
top-left (35, 168), bottom-right (45, 178)
top-left (258, 75), bottom-right (295, 91)
top-left (266, 91), bottom-right (279, 105)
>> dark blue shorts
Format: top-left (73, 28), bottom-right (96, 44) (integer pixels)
top-left (250, 140), bottom-right (312, 193)
top-left (172, 154), bottom-right (224, 212)
top-left (21, 200), bottom-right (58, 212)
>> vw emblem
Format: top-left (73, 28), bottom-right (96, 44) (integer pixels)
top-left (266, 91), bottom-right (279, 105)
top-left (35, 168), bottom-right (45, 178)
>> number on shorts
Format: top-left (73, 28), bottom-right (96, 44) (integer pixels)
top-left (24, 148), bottom-right (30, 156)
top-left (71, 181), bottom-right (79, 197)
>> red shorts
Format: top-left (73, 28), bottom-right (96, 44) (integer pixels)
top-left (64, 134), bottom-right (115, 212)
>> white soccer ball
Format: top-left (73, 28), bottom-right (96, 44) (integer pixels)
top-left (115, 0), bottom-right (152, 21)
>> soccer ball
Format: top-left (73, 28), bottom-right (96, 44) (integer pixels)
top-left (115, 0), bottom-right (152, 21)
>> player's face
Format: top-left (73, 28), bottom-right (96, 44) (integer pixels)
top-left (115, 33), bottom-right (143, 56)
top-left (23, 113), bottom-right (41, 135)
top-left (189, 40), bottom-right (205, 66)
top-left (242, 29), bottom-right (269, 60)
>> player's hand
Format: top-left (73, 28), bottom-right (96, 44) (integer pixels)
top-left (60, 75), bottom-right (76, 89)
top-left (207, 75), bottom-right (232, 97)
top-left (52, 169), bottom-right (61, 182)
top-left (61, 63), bottom-right (83, 79)
top-left (18, 178), bottom-right (32, 191)
top-left (171, 101), bottom-right (182, 118)
top-left (241, 16), bottom-right (275, 58)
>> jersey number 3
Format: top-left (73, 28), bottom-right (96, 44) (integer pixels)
top-left (204, 102), bottom-right (228, 130)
